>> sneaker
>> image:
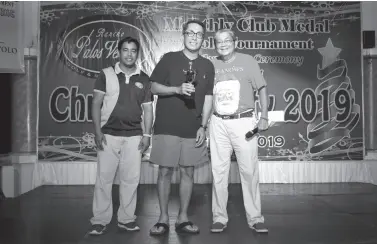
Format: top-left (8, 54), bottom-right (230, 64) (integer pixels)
top-left (88, 224), bottom-right (107, 235)
top-left (210, 222), bottom-right (227, 233)
top-left (118, 221), bottom-right (140, 231)
top-left (250, 223), bottom-right (268, 233)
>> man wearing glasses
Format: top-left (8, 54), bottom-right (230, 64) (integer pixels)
top-left (209, 29), bottom-right (269, 234)
top-left (149, 20), bottom-right (214, 235)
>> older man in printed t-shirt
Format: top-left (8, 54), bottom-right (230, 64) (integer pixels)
top-left (209, 29), bottom-right (270, 234)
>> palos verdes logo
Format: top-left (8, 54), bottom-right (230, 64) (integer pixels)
top-left (59, 15), bottom-right (152, 78)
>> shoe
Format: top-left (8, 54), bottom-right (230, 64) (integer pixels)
top-left (150, 222), bottom-right (169, 236)
top-left (175, 221), bottom-right (200, 234)
top-left (118, 221), bottom-right (140, 231)
top-left (250, 223), bottom-right (268, 233)
top-left (210, 222), bottom-right (227, 233)
top-left (88, 224), bottom-right (107, 235)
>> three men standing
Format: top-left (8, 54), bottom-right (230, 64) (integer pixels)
top-left (88, 24), bottom-right (269, 236)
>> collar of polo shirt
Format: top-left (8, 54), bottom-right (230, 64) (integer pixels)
top-left (114, 62), bottom-right (141, 84)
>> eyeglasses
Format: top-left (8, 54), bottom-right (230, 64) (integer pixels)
top-left (216, 39), bottom-right (234, 45)
top-left (184, 31), bottom-right (204, 39)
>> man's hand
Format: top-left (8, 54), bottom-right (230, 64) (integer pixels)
top-left (177, 83), bottom-right (195, 96)
top-left (195, 126), bottom-right (206, 147)
top-left (257, 117), bottom-right (269, 131)
top-left (95, 132), bottom-right (107, 150)
top-left (138, 136), bottom-right (151, 154)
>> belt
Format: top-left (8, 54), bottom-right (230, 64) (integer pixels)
top-left (213, 110), bottom-right (254, 120)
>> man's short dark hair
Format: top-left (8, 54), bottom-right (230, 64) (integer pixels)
top-left (182, 19), bottom-right (206, 35)
top-left (117, 37), bottom-right (140, 52)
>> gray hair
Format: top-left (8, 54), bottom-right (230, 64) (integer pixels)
top-left (214, 29), bottom-right (236, 41)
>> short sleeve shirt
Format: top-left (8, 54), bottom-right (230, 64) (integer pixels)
top-left (93, 63), bottom-right (153, 137)
top-left (150, 51), bottom-right (215, 138)
top-left (211, 52), bottom-right (266, 115)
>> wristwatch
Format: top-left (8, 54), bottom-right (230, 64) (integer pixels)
top-left (200, 125), bottom-right (207, 130)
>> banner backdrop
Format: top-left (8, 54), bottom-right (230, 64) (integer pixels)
top-left (0, 1), bottom-right (24, 73)
top-left (39, 1), bottom-right (363, 162)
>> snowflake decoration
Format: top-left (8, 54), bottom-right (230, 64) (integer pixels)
top-left (226, 4), bottom-right (241, 13)
top-left (40, 11), bottom-right (60, 25)
top-left (257, 1), bottom-right (280, 9)
top-left (189, 2), bottom-right (209, 10)
top-left (310, 1), bottom-right (334, 9)
top-left (288, 10), bottom-right (306, 20)
top-left (136, 4), bottom-right (157, 20)
top-left (115, 6), bottom-right (133, 16)
top-left (82, 132), bottom-right (96, 149)
top-left (282, 5), bottom-right (294, 14)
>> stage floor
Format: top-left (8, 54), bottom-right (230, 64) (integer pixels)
top-left (1, 183), bottom-right (377, 244)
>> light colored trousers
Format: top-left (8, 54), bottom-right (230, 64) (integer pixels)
top-left (90, 134), bottom-right (142, 225)
top-left (209, 114), bottom-right (264, 227)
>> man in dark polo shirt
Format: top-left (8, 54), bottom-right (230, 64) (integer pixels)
top-left (88, 37), bottom-right (153, 235)
top-left (149, 20), bottom-right (215, 235)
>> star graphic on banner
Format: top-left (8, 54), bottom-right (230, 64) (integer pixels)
top-left (318, 38), bottom-right (342, 68)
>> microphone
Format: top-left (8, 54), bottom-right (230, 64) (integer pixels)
top-left (245, 127), bottom-right (259, 139)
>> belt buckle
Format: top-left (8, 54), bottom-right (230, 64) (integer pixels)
top-left (223, 115), bottom-right (231, 119)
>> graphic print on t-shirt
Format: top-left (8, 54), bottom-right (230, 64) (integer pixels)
top-left (213, 79), bottom-right (240, 115)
